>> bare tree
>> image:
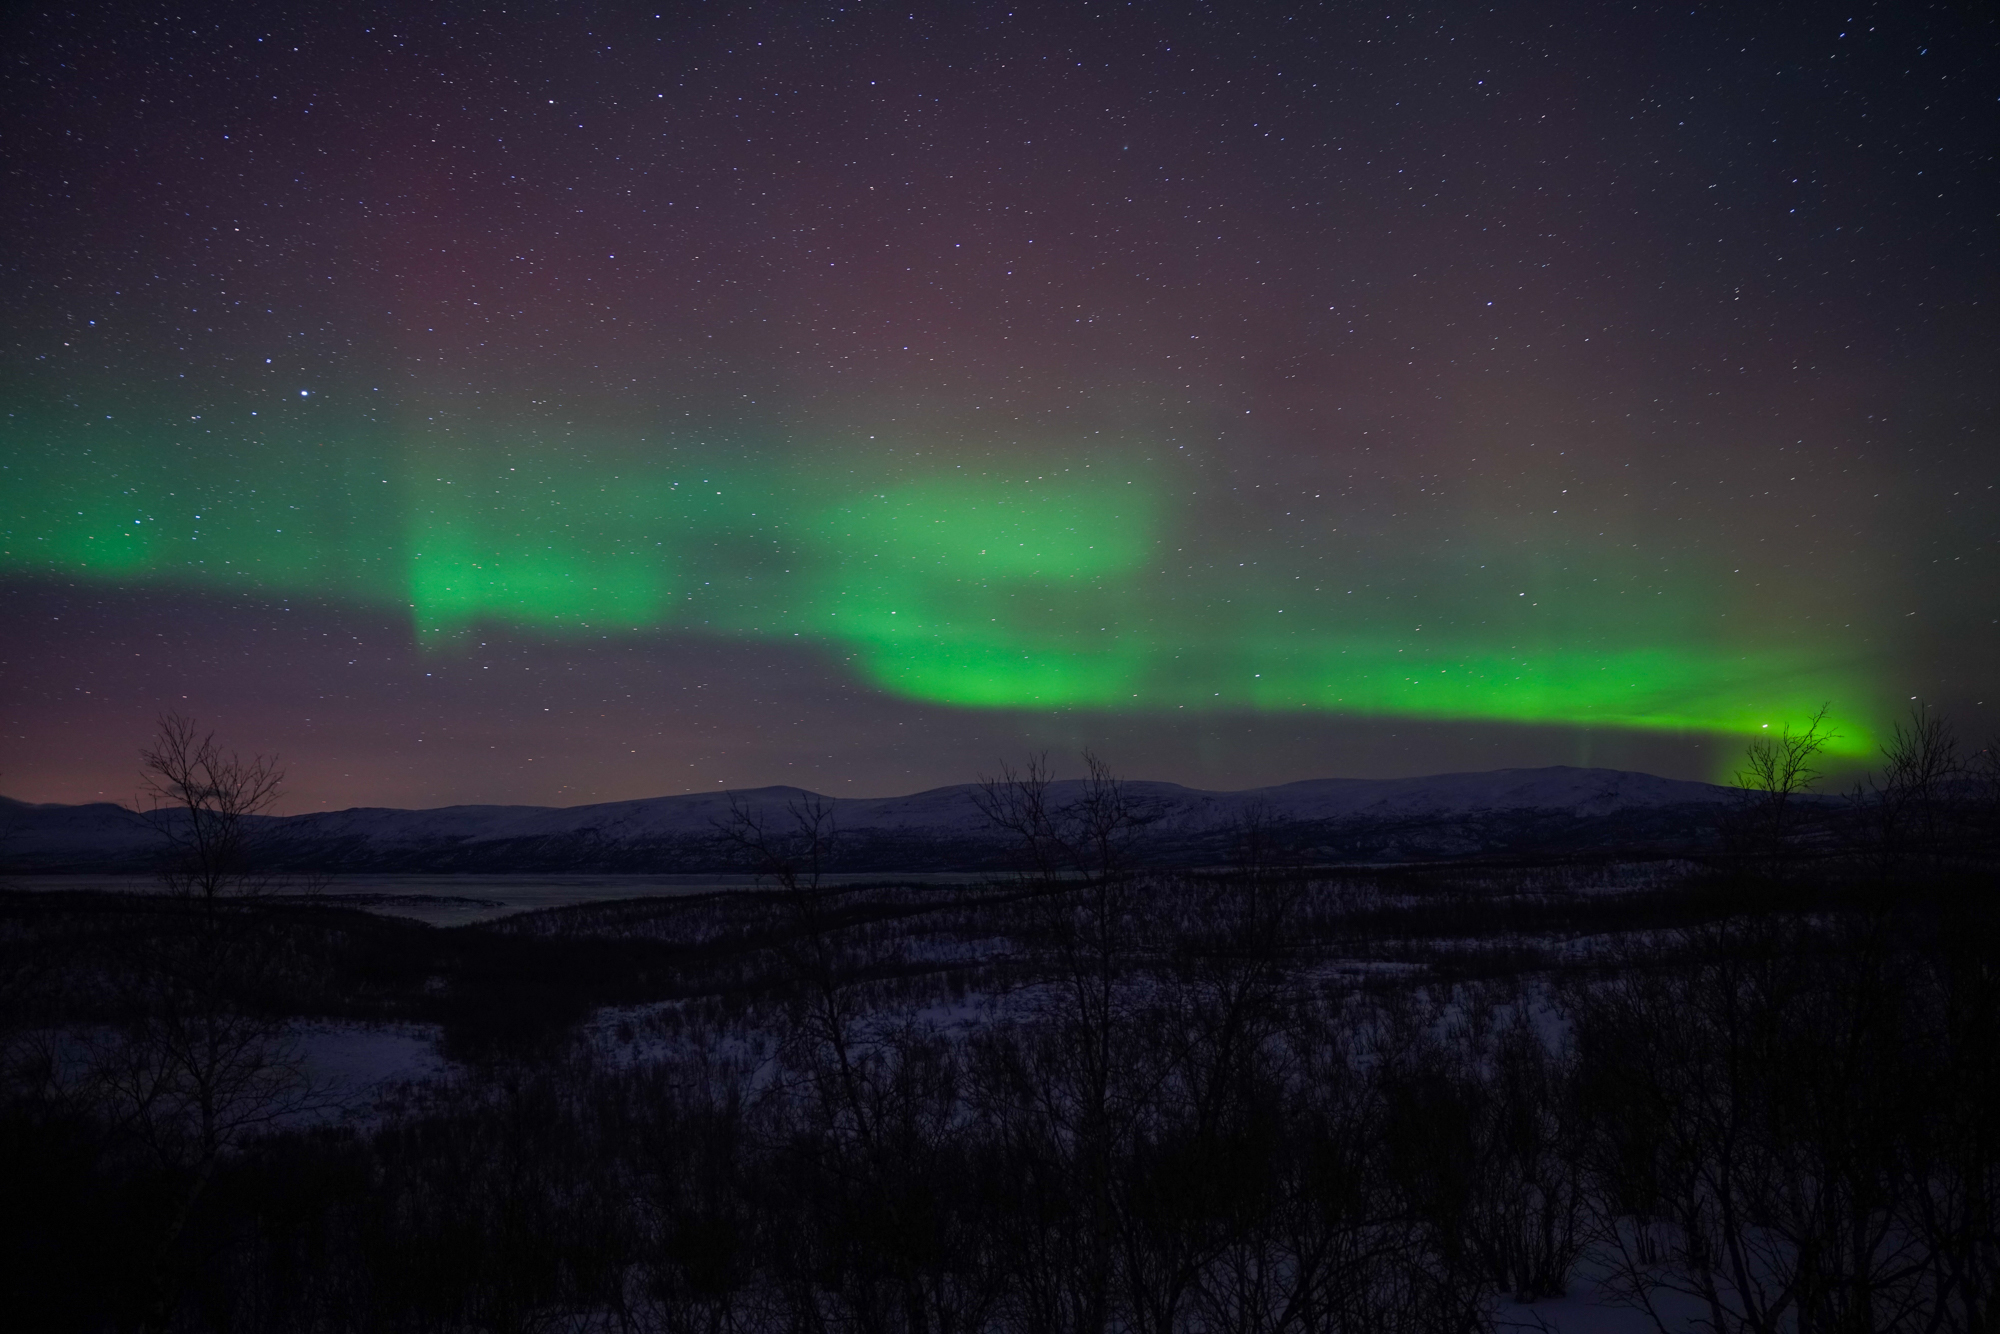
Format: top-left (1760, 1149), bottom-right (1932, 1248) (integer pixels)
top-left (1067, 749), bottom-right (1163, 888)
top-left (1862, 705), bottom-right (1965, 874)
top-left (1731, 704), bottom-right (1835, 869)
top-left (973, 751), bottom-right (1068, 887)
top-left (83, 716), bottom-right (322, 1330)
top-left (717, 791), bottom-right (879, 1147)
top-left (974, 749), bottom-right (1164, 888)
top-left (972, 751), bottom-right (1169, 1333)
top-left (138, 712), bottom-right (285, 902)
top-left (1573, 920), bottom-right (1942, 1334)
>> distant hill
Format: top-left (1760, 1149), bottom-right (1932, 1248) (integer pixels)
top-left (0, 766), bottom-right (1753, 874)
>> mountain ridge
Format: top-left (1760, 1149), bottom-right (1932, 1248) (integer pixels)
top-left (1, 765), bottom-right (1751, 873)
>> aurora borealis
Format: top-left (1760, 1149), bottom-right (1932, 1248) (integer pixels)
top-left (3, 3), bottom-right (1995, 808)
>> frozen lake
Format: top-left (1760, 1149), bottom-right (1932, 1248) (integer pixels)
top-left (5, 872), bottom-right (998, 925)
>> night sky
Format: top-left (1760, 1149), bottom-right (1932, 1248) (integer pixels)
top-left (3, 2), bottom-right (1995, 810)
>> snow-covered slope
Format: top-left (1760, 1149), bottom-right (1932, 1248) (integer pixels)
top-left (0, 766), bottom-right (1740, 873)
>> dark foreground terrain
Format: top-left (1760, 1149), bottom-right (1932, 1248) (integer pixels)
top-left (2, 794), bottom-right (1996, 1333)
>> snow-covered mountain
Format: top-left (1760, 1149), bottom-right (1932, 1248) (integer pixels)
top-left (0, 766), bottom-right (1743, 873)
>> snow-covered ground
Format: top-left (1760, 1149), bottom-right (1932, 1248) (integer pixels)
top-left (292, 1021), bottom-right (453, 1112)
top-left (1492, 1268), bottom-right (1704, 1333)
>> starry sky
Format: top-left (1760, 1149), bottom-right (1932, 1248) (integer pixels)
top-left (3, 1), bottom-right (1995, 810)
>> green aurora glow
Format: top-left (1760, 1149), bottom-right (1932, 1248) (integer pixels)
top-left (1, 406), bottom-right (1878, 757)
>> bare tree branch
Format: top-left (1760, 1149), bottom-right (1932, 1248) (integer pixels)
top-left (138, 712), bottom-right (285, 902)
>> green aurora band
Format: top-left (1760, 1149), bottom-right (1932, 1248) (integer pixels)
top-left (2, 407), bottom-right (1877, 757)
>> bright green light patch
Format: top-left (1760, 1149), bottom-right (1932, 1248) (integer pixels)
top-left (44, 504), bottom-right (160, 574)
top-left (790, 473), bottom-right (1162, 705)
top-left (840, 624), bottom-right (1873, 756)
top-left (403, 463), bottom-right (691, 637)
top-left (854, 639), bottom-right (1155, 708)
top-left (0, 404), bottom-right (1882, 751)
top-left (0, 409), bottom-right (405, 603)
